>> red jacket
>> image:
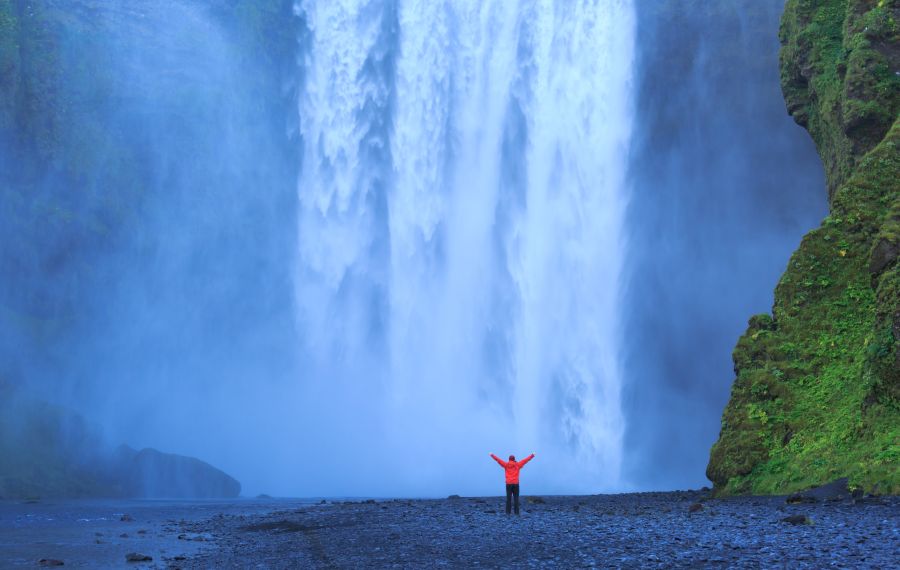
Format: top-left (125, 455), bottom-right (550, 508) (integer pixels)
top-left (491, 453), bottom-right (535, 484)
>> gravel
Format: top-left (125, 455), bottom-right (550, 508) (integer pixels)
top-left (180, 491), bottom-right (899, 569)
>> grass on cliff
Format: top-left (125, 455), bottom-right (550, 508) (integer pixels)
top-left (780, 0), bottom-right (899, 195)
top-left (709, 120), bottom-right (900, 495)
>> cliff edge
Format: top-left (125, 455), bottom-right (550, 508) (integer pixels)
top-left (708, 0), bottom-right (899, 495)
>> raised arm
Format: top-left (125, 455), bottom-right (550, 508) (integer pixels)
top-left (518, 453), bottom-right (535, 467)
top-left (490, 453), bottom-right (508, 467)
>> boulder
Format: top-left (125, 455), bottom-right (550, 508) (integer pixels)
top-left (785, 478), bottom-right (850, 504)
top-left (781, 514), bottom-right (811, 525)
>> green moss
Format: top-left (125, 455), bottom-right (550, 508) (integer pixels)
top-left (709, 119), bottom-right (900, 495)
top-left (780, 0), bottom-right (899, 199)
top-left (710, 0), bottom-right (900, 497)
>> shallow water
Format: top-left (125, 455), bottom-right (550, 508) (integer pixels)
top-left (0, 497), bottom-right (313, 567)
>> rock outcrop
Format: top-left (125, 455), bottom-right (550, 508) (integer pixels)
top-left (110, 445), bottom-right (241, 499)
top-left (708, 0), bottom-right (899, 495)
top-left (0, 384), bottom-right (241, 499)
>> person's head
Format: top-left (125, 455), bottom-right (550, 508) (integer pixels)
top-left (509, 454), bottom-right (515, 462)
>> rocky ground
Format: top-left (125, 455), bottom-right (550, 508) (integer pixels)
top-left (1, 491), bottom-right (897, 568)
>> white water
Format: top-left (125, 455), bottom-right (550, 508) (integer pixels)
top-left (293, 0), bottom-right (635, 496)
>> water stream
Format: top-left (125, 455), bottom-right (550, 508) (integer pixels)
top-left (294, 0), bottom-right (635, 494)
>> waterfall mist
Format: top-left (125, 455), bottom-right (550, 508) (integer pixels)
top-left (620, 1), bottom-right (828, 490)
top-left (1, 0), bottom-right (829, 498)
top-left (1, 0), bottom-right (301, 496)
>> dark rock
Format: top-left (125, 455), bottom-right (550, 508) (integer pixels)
top-left (526, 496), bottom-right (546, 504)
top-left (125, 553), bottom-right (153, 562)
top-left (786, 493), bottom-right (816, 504)
top-left (869, 237), bottom-right (899, 275)
top-left (120, 533), bottom-right (129, 538)
top-left (447, 494), bottom-right (461, 500)
top-left (120, 514), bottom-right (134, 522)
top-left (781, 514), bottom-right (811, 525)
top-left (242, 520), bottom-right (307, 534)
top-left (782, 429), bottom-right (794, 446)
top-left (688, 503), bottom-right (704, 513)
top-left (38, 559), bottom-right (64, 567)
top-left (256, 494), bottom-right (272, 499)
top-left (788, 478), bottom-right (851, 504)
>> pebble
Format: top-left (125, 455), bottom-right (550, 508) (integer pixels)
top-left (177, 492), bottom-right (899, 568)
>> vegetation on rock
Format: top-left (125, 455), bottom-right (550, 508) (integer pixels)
top-left (709, 0), bottom-right (899, 495)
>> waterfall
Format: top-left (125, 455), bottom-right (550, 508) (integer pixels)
top-left (294, 0), bottom-right (635, 495)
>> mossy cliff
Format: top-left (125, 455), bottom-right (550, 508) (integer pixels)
top-left (708, 0), bottom-right (900, 495)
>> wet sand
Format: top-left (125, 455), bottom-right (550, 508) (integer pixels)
top-left (1, 492), bottom-right (897, 568)
top-left (0, 497), bottom-right (301, 568)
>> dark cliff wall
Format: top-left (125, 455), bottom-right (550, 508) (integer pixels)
top-left (708, 0), bottom-right (900, 495)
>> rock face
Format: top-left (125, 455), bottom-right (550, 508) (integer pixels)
top-left (708, 0), bottom-right (900, 495)
top-left (0, 384), bottom-right (241, 499)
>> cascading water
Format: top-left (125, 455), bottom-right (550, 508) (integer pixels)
top-left (294, 0), bottom-right (635, 496)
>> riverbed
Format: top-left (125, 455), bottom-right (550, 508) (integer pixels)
top-left (1, 491), bottom-right (897, 568)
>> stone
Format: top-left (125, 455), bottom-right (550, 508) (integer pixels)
top-left (786, 494), bottom-right (816, 504)
top-left (781, 514), bottom-right (810, 525)
top-left (787, 478), bottom-right (851, 504)
top-left (689, 503), bottom-right (704, 513)
top-left (869, 237), bottom-right (899, 275)
top-left (38, 560), bottom-right (64, 567)
top-left (125, 553), bottom-right (153, 562)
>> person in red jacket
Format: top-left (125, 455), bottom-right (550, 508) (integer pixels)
top-left (489, 452), bottom-right (535, 515)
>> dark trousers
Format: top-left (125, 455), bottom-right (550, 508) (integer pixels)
top-left (505, 483), bottom-right (520, 515)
